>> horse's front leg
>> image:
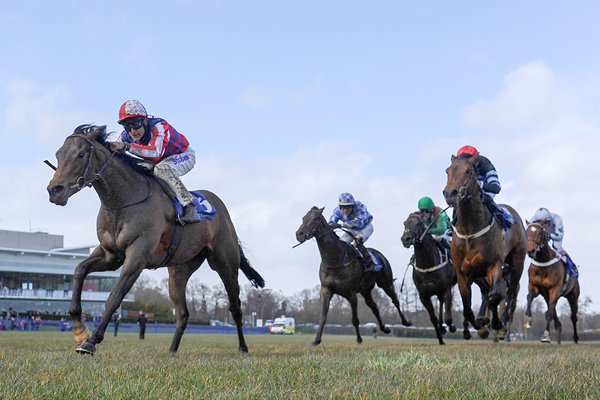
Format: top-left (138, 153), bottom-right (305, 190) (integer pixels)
top-left (524, 284), bottom-right (538, 329)
top-left (76, 244), bottom-right (149, 355)
top-left (69, 245), bottom-right (120, 346)
top-left (443, 289), bottom-right (457, 333)
top-left (312, 287), bottom-right (333, 346)
top-left (348, 293), bottom-right (363, 344)
top-left (456, 269), bottom-right (480, 332)
top-left (542, 287), bottom-right (561, 344)
top-left (487, 261), bottom-right (505, 331)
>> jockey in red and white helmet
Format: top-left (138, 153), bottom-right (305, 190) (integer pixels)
top-left (110, 100), bottom-right (197, 224)
top-left (455, 145), bottom-right (513, 227)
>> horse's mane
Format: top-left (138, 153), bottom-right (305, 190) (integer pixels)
top-left (72, 124), bottom-right (154, 175)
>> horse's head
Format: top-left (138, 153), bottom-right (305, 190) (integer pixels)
top-left (47, 125), bottom-right (110, 206)
top-left (296, 206), bottom-right (328, 244)
top-left (401, 212), bottom-right (426, 248)
top-left (526, 222), bottom-right (548, 258)
top-left (443, 155), bottom-right (480, 207)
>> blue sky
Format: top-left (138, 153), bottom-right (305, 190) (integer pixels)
top-left (1, 2), bottom-right (600, 314)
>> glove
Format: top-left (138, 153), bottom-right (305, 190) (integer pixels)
top-left (340, 222), bottom-right (351, 229)
top-left (109, 142), bottom-right (128, 152)
top-left (330, 223), bottom-right (341, 229)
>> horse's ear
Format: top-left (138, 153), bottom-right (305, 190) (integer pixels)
top-left (319, 206), bottom-right (325, 214)
top-left (451, 155), bottom-right (456, 162)
top-left (468, 155), bottom-right (480, 165)
top-left (525, 219), bottom-right (530, 226)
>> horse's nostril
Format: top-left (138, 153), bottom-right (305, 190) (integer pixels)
top-left (52, 185), bottom-right (65, 195)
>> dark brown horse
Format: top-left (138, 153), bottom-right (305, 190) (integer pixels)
top-left (524, 222), bottom-right (579, 344)
top-left (47, 125), bottom-right (264, 355)
top-left (443, 155), bottom-right (526, 340)
top-left (401, 212), bottom-right (457, 344)
top-left (295, 207), bottom-right (411, 345)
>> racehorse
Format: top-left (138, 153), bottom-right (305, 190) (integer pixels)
top-left (524, 222), bottom-right (579, 344)
top-left (47, 125), bottom-right (265, 355)
top-left (295, 207), bottom-right (411, 345)
top-left (401, 212), bottom-right (457, 344)
top-left (443, 155), bottom-right (526, 340)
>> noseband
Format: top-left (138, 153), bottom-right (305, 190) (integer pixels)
top-left (527, 223), bottom-right (548, 254)
top-left (66, 134), bottom-right (115, 190)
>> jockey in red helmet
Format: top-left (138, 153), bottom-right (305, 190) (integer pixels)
top-left (110, 100), bottom-right (198, 224)
top-left (455, 145), bottom-right (513, 227)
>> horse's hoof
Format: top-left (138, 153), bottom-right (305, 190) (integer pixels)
top-left (239, 346), bottom-right (249, 353)
top-left (449, 325), bottom-right (457, 333)
top-left (382, 327), bottom-right (391, 334)
top-left (477, 327), bottom-right (490, 339)
top-left (497, 328), bottom-right (508, 341)
top-left (75, 342), bottom-right (96, 355)
top-left (541, 331), bottom-right (551, 343)
top-left (357, 337), bottom-right (363, 344)
top-left (475, 317), bottom-right (490, 328)
top-left (402, 320), bottom-right (413, 327)
top-left (463, 330), bottom-right (472, 340)
top-left (440, 326), bottom-right (447, 335)
top-left (311, 341), bottom-right (321, 347)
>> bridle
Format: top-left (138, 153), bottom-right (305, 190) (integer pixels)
top-left (65, 134), bottom-right (152, 210)
top-left (454, 162), bottom-right (476, 201)
top-left (66, 134), bottom-right (115, 190)
top-left (302, 213), bottom-right (335, 242)
top-left (527, 223), bottom-right (548, 255)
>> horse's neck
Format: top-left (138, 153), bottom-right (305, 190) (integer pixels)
top-left (536, 241), bottom-right (559, 262)
top-left (316, 230), bottom-right (349, 265)
top-left (456, 194), bottom-right (490, 233)
top-left (414, 235), bottom-right (440, 266)
top-left (92, 152), bottom-right (151, 210)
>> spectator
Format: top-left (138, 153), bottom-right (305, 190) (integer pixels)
top-left (112, 312), bottom-right (121, 336)
top-left (137, 311), bottom-right (148, 340)
top-left (8, 307), bottom-right (17, 330)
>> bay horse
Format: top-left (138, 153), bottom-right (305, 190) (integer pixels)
top-left (295, 207), bottom-right (411, 345)
top-left (443, 155), bottom-right (526, 340)
top-left (524, 222), bottom-right (579, 344)
top-left (401, 212), bottom-right (457, 344)
top-left (47, 125), bottom-right (265, 355)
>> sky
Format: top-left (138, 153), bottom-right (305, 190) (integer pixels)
top-left (1, 1), bottom-right (600, 313)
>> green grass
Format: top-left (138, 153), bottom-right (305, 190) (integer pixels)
top-left (0, 332), bottom-right (598, 399)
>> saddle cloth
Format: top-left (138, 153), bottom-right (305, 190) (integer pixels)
top-left (173, 191), bottom-right (217, 222)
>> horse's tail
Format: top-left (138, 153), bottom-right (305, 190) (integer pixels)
top-left (238, 242), bottom-right (265, 288)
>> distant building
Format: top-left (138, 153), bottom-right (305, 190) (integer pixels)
top-left (0, 229), bottom-right (132, 315)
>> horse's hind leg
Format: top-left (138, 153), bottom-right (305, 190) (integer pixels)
top-left (437, 295), bottom-right (447, 335)
top-left (313, 287), bottom-right (333, 346)
top-left (377, 278), bottom-right (411, 326)
top-left (443, 289), bottom-right (456, 333)
top-left (360, 290), bottom-right (390, 335)
top-left (348, 293), bottom-right (363, 344)
top-left (567, 288), bottom-right (579, 344)
top-left (168, 260), bottom-right (202, 354)
top-left (209, 252), bottom-right (247, 353)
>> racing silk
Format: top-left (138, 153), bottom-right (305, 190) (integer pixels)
top-left (531, 212), bottom-right (564, 242)
top-left (119, 117), bottom-right (189, 162)
top-left (473, 155), bottom-right (501, 194)
top-left (329, 201), bottom-right (373, 230)
top-left (422, 206), bottom-right (450, 236)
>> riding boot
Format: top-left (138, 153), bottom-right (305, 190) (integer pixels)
top-left (181, 203), bottom-right (198, 224)
top-left (154, 164), bottom-right (197, 224)
top-left (482, 193), bottom-right (513, 227)
top-left (355, 240), bottom-right (375, 273)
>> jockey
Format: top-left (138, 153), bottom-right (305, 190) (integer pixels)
top-left (455, 145), bottom-right (514, 227)
top-left (110, 100), bottom-right (197, 224)
top-left (418, 196), bottom-right (451, 249)
top-left (530, 207), bottom-right (579, 277)
top-left (328, 192), bottom-right (375, 271)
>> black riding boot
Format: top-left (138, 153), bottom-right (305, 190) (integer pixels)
top-left (356, 240), bottom-right (375, 272)
top-left (482, 193), bottom-right (513, 227)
